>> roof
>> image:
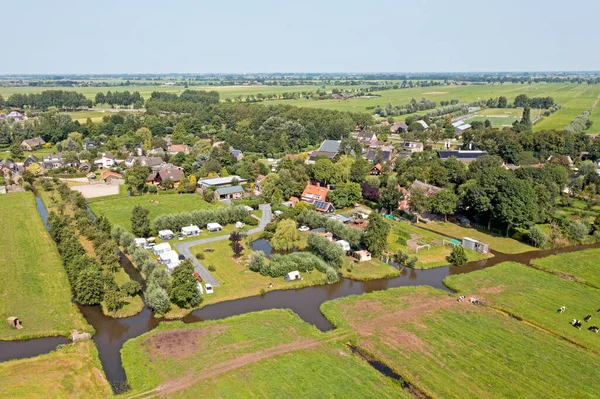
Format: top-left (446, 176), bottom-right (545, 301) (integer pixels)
top-left (416, 120), bottom-right (429, 129)
top-left (391, 122), bottom-right (408, 131)
top-left (410, 180), bottom-right (442, 196)
top-left (154, 242), bottom-right (171, 250)
top-left (207, 222), bottom-right (223, 229)
top-left (157, 168), bottom-right (183, 182)
top-left (438, 150), bottom-right (488, 162)
top-left (215, 185), bottom-right (244, 195)
top-left (403, 141), bottom-right (423, 149)
top-left (168, 144), bottom-right (189, 153)
top-left (182, 225), bottom-right (200, 232)
top-left (309, 151), bottom-right (337, 160)
top-left (199, 175), bottom-right (246, 187)
top-left (455, 124), bottom-right (472, 132)
top-left (357, 131), bottom-right (376, 140)
top-left (371, 163), bottom-right (382, 172)
top-left (21, 137), bottom-right (45, 147)
top-left (302, 183), bottom-right (329, 201)
top-left (102, 153), bottom-right (115, 159)
top-left (314, 201), bottom-right (334, 212)
top-left (318, 140), bottom-right (341, 153)
top-left (101, 171), bottom-right (122, 180)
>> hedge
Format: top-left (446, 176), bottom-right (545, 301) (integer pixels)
top-left (153, 205), bottom-right (249, 232)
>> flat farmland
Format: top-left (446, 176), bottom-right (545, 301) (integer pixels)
top-left (530, 248), bottom-right (600, 288)
top-left (533, 84), bottom-right (600, 131)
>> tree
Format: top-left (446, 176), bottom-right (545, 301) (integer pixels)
top-left (75, 267), bottom-right (105, 305)
top-left (361, 213), bottom-right (390, 256)
top-left (495, 178), bottom-right (539, 236)
top-left (203, 187), bottom-right (215, 202)
top-left (126, 164), bottom-right (151, 194)
top-left (26, 163), bottom-right (41, 176)
top-left (248, 250), bottom-right (266, 272)
top-left (121, 280), bottom-right (142, 296)
top-left (311, 158), bottom-right (335, 185)
top-left (568, 221), bottom-right (589, 243)
top-left (349, 157), bottom-right (369, 183)
top-left (229, 231), bottom-right (244, 257)
top-left (104, 287), bottom-right (123, 313)
top-left (161, 178), bottom-right (174, 190)
top-left (271, 219), bottom-right (303, 251)
top-left (447, 245), bottom-right (467, 266)
top-left (327, 182), bottom-right (362, 208)
top-left (145, 284), bottom-right (170, 314)
top-left (131, 205), bottom-right (150, 237)
top-left (429, 189), bottom-right (458, 221)
top-left (9, 143), bottom-right (23, 160)
top-left (169, 260), bottom-right (202, 308)
top-left (408, 187), bottom-right (429, 223)
top-left (528, 225), bottom-right (547, 248)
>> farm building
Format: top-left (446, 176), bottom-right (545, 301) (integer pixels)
top-left (207, 223), bottom-right (222, 232)
top-left (181, 225), bottom-right (201, 237)
top-left (308, 140), bottom-right (341, 162)
top-left (152, 242), bottom-right (171, 256)
top-left (462, 237), bottom-right (489, 254)
top-left (198, 175), bottom-right (248, 189)
top-left (214, 185), bottom-right (244, 201)
top-left (158, 230), bottom-right (175, 240)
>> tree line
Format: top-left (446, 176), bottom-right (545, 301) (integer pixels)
top-left (3, 90), bottom-right (92, 109)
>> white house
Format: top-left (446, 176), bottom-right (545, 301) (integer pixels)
top-left (158, 229), bottom-right (175, 240)
top-left (207, 223), bottom-right (222, 232)
top-left (160, 250), bottom-right (180, 270)
top-left (181, 225), bottom-right (201, 237)
top-left (94, 153), bottom-right (116, 169)
top-left (152, 242), bottom-right (171, 256)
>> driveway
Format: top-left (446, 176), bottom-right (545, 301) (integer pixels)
top-left (174, 204), bottom-right (272, 286)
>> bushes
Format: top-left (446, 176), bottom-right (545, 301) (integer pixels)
top-left (122, 280), bottom-right (142, 296)
top-left (248, 251), bottom-right (266, 272)
top-left (249, 251), bottom-right (339, 283)
top-left (208, 265), bottom-right (216, 272)
top-left (243, 215), bottom-right (259, 226)
top-left (306, 233), bottom-right (345, 269)
top-left (195, 253), bottom-right (205, 260)
top-left (169, 259), bottom-right (202, 308)
top-left (153, 205), bottom-right (248, 232)
top-left (145, 284), bottom-right (170, 314)
top-left (297, 210), bottom-right (362, 246)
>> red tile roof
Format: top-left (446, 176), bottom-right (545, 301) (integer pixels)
top-left (301, 183), bottom-right (329, 202)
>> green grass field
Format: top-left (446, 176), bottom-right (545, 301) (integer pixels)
top-left (445, 262), bottom-right (600, 353)
top-left (65, 110), bottom-right (107, 123)
top-left (466, 115), bottom-right (519, 126)
top-left (386, 221), bottom-right (492, 267)
top-left (0, 192), bottom-right (89, 340)
top-left (0, 341), bottom-right (111, 398)
top-left (531, 248), bottom-right (600, 289)
top-left (121, 309), bottom-right (407, 398)
top-left (321, 285), bottom-right (600, 399)
top-left (341, 258), bottom-right (400, 280)
top-left (423, 221), bottom-right (534, 254)
top-left (88, 193), bottom-right (222, 232)
top-left (533, 84), bottom-right (600, 131)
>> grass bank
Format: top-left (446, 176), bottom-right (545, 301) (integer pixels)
top-left (531, 248), bottom-right (600, 289)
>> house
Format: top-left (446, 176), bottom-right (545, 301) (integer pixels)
top-left (207, 223), bottom-right (223, 232)
top-left (20, 138), bottom-right (46, 152)
top-left (438, 150), bottom-right (488, 163)
top-left (147, 168), bottom-right (184, 187)
top-left (462, 237), bottom-right (489, 254)
top-left (101, 170), bottom-right (122, 183)
top-left (314, 201), bottom-right (335, 213)
top-left (415, 120), bottom-right (429, 130)
top-left (401, 141), bottom-right (424, 153)
top-left (198, 175), bottom-right (247, 189)
top-left (0, 159), bottom-right (17, 180)
top-left (158, 230), bottom-right (175, 240)
top-left (167, 144), bottom-right (190, 155)
top-left (410, 180), bottom-right (442, 196)
top-left (78, 162), bottom-right (92, 172)
top-left (152, 242), bottom-right (171, 256)
top-left (254, 174), bottom-right (266, 194)
top-left (365, 146), bottom-right (394, 164)
top-left (83, 140), bottom-right (96, 150)
top-left (142, 157), bottom-right (165, 169)
top-left (94, 153), bottom-right (116, 169)
top-left (301, 182), bottom-right (329, 202)
top-left (390, 122), bottom-right (408, 134)
top-left (308, 140), bottom-right (341, 162)
top-left (42, 154), bottom-right (65, 169)
top-left (6, 111), bottom-right (27, 122)
top-left (230, 147), bottom-right (244, 161)
top-left (369, 163), bottom-right (382, 176)
top-left (23, 155), bottom-right (39, 169)
top-left (148, 147), bottom-right (166, 157)
top-left (214, 185), bottom-right (244, 201)
top-left (182, 225), bottom-right (201, 237)
top-left (353, 250), bottom-right (372, 262)
top-left (356, 131), bottom-right (377, 146)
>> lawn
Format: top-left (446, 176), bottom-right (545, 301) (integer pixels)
top-left (445, 262), bottom-right (600, 353)
top-left (341, 258), bottom-right (400, 281)
top-left (0, 192), bottom-right (89, 340)
top-left (0, 341), bottom-right (111, 398)
top-left (321, 286), bottom-right (600, 399)
top-left (423, 221), bottom-right (534, 254)
top-left (386, 221), bottom-right (492, 268)
top-left (531, 248), bottom-right (600, 289)
top-left (466, 115), bottom-right (519, 126)
top-left (65, 110), bottom-right (106, 123)
top-left (88, 193), bottom-right (222, 232)
top-left (121, 309), bottom-right (407, 398)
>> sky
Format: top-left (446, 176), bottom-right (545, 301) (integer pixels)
top-left (4, 0), bottom-right (599, 74)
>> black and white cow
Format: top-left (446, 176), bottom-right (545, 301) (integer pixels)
top-left (469, 297), bottom-right (479, 305)
top-left (588, 326), bottom-right (599, 334)
top-left (557, 306), bottom-right (566, 313)
top-left (571, 319), bottom-right (582, 329)
top-left (457, 296), bottom-right (465, 302)
top-left (584, 315), bottom-right (592, 323)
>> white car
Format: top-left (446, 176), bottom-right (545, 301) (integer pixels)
top-left (204, 283), bottom-right (214, 294)
top-left (298, 226), bottom-right (310, 232)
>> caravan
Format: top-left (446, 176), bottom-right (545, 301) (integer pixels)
top-left (181, 225), bottom-right (201, 237)
top-left (284, 270), bottom-right (302, 281)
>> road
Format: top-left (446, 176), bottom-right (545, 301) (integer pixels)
top-left (174, 204), bottom-right (272, 286)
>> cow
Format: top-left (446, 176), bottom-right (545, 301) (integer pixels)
top-left (571, 319), bottom-right (582, 329)
top-left (584, 315), bottom-right (592, 323)
top-left (469, 297), bottom-right (479, 305)
top-left (457, 296), bottom-right (465, 302)
top-left (557, 306), bottom-right (566, 313)
top-left (589, 326), bottom-right (599, 334)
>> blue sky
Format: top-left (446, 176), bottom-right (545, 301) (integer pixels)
top-left (5, 0), bottom-right (599, 74)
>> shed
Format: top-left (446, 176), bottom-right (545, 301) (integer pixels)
top-left (284, 270), bottom-right (301, 281)
top-left (235, 221), bottom-right (245, 229)
top-left (152, 242), bottom-right (171, 256)
top-left (336, 240), bottom-right (351, 252)
top-left (353, 250), bottom-right (372, 262)
top-left (462, 237), bottom-right (488, 254)
top-left (158, 230), bottom-right (174, 240)
top-left (207, 223), bottom-right (222, 232)
top-left (134, 238), bottom-right (147, 248)
top-left (181, 225), bottom-right (201, 237)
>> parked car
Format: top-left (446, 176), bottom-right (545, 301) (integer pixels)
top-left (193, 271), bottom-right (203, 282)
top-left (204, 283), bottom-right (214, 294)
top-left (178, 254), bottom-right (185, 260)
top-left (177, 233), bottom-right (184, 241)
top-left (298, 225), bottom-right (310, 232)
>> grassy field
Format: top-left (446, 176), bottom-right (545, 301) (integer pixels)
top-left (423, 221), bottom-right (535, 254)
top-left (88, 193), bottom-right (222, 232)
top-left (386, 221), bottom-right (492, 267)
top-left (0, 192), bottom-right (89, 340)
top-left (321, 285), bottom-right (600, 399)
top-left (0, 341), bottom-right (111, 398)
top-left (445, 262), bottom-right (600, 353)
top-left (466, 115), bottom-right (519, 126)
top-left (341, 258), bottom-right (400, 280)
top-left (533, 84), bottom-right (600, 131)
top-left (531, 248), bottom-right (600, 289)
top-left (121, 309), bottom-right (407, 398)
top-left (65, 110), bottom-right (107, 123)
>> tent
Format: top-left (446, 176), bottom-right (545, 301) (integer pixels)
top-left (181, 225), bottom-right (201, 236)
top-left (335, 240), bottom-right (351, 252)
top-left (134, 238), bottom-right (147, 248)
top-left (207, 223), bottom-right (222, 232)
top-left (158, 229), bottom-right (174, 240)
top-left (152, 242), bottom-right (171, 256)
top-left (284, 270), bottom-right (301, 281)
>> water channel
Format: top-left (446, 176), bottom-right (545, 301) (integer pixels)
top-left (2, 197), bottom-right (599, 391)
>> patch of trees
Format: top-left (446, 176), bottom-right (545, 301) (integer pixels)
top-left (152, 205), bottom-right (249, 232)
top-left (513, 94), bottom-right (555, 109)
top-left (296, 209), bottom-right (362, 246)
top-left (145, 90), bottom-right (220, 113)
top-left (375, 98), bottom-right (437, 117)
top-left (95, 91), bottom-right (143, 107)
top-left (306, 233), bottom-right (345, 269)
top-left (5, 90), bottom-right (92, 109)
top-left (564, 110), bottom-right (592, 134)
top-left (249, 251), bottom-right (338, 283)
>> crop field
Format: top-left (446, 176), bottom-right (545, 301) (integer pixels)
top-left (0, 192), bottom-right (89, 340)
top-left (445, 262), bottom-right (600, 353)
top-left (386, 221), bottom-right (491, 268)
top-left (121, 309), bottom-right (407, 398)
top-left (88, 193), bottom-right (223, 232)
top-left (321, 285), bottom-right (600, 399)
top-left (533, 84), bottom-right (600, 131)
top-left (531, 248), bottom-right (600, 289)
top-left (0, 341), bottom-right (111, 398)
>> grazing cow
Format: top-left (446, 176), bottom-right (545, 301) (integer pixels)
top-left (457, 296), bottom-right (465, 302)
top-left (584, 315), bottom-right (592, 323)
top-left (588, 326), bottom-right (599, 334)
top-left (571, 319), bottom-right (582, 329)
top-left (469, 297), bottom-right (479, 305)
top-left (557, 306), bottom-right (566, 313)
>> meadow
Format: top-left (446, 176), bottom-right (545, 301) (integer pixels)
top-left (0, 341), bottom-right (111, 398)
top-left (466, 115), bottom-right (519, 126)
top-left (531, 248), bottom-right (600, 289)
top-left (341, 258), bottom-right (400, 280)
top-left (320, 285), bottom-right (600, 399)
top-left (121, 309), bottom-right (407, 398)
top-left (423, 221), bottom-right (535, 254)
top-left (88, 193), bottom-right (223, 232)
top-left (0, 192), bottom-right (89, 340)
top-left (445, 262), bottom-right (600, 353)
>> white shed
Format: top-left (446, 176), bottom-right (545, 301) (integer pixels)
top-left (284, 270), bottom-right (301, 281)
top-left (158, 229), bottom-right (174, 240)
top-left (243, 205), bottom-right (254, 213)
top-left (181, 225), bottom-right (201, 237)
top-left (336, 240), bottom-right (351, 252)
top-left (134, 238), bottom-right (147, 248)
top-left (160, 250), bottom-right (180, 270)
top-left (235, 221), bottom-right (245, 229)
top-left (152, 242), bottom-right (171, 256)
top-left (353, 250), bottom-right (372, 262)
top-left (207, 223), bottom-right (223, 232)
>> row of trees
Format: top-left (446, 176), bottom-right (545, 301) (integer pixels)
top-left (4, 90), bottom-right (92, 109)
top-left (95, 91), bottom-right (143, 107)
top-left (513, 94), bottom-right (555, 109)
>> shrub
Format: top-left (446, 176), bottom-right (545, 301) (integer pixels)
top-left (260, 288), bottom-right (266, 296)
top-left (150, 268), bottom-right (170, 291)
top-left (447, 245), bottom-right (467, 266)
top-left (248, 251), bottom-right (266, 272)
top-left (145, 284), bottom-right (170, 314)
top-left (568, 221), bottom-right (589, 242)
top-left (306, 233), bottom-right (344, 269)
top-left (141, 260), bottom-right (158, 276)
top-left (297, 210), bottom-right (362, 247)
top-left (250, 252), bottom-right (338, 283)
top-left (153, 205), bottom-right (248, 232)
top-left (195, 253), bottom-right (205, 260)
top-left (528, 226), bottom-right (547, 248)
top-left (208, 265), bottom-right (216, 272)
top-left (111, 225), bottom-right (125, 241)
top-left (243, 215), bottom-right (259, 226)
top-left (121, 280), bottom-right (142, 296)
top-left (132, 248), bottom-right (149, 266)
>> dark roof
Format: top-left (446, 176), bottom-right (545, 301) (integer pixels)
top-left (314, 201), bottom-right (334, 212)
top-left (438, 150), bottom-right (488, 162)
top-left (357, 131), bottom-right (376, 140)
top-left (310, 151), bottom-right (337, 160)
top-left (215, 185), bottom-right (244, 195)
top-left (318, 140), bottom-right (341, 153)
top-left (157, 168), bottom-right (183, 182)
